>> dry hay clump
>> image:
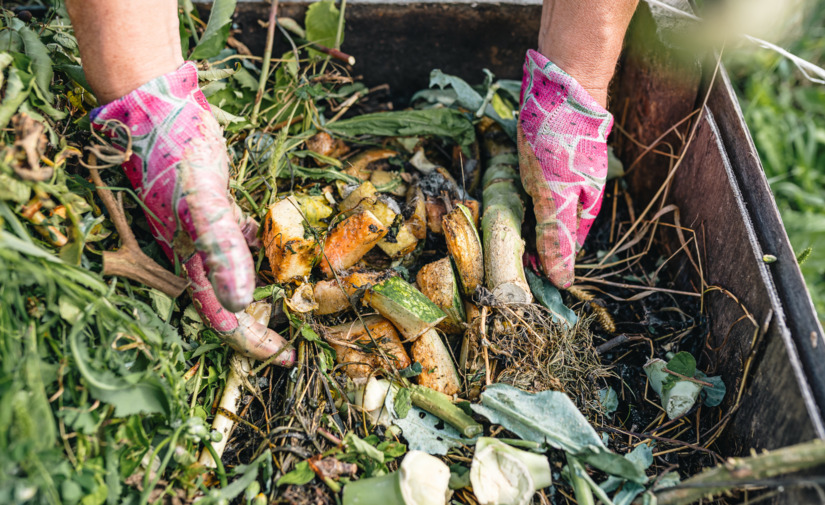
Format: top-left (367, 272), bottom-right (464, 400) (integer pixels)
top-left (484, 302), bottom-right (612, 413)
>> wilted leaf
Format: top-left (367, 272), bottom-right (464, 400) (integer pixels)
top-left (525, 269), bottom-right (578, 328)
top-left (696, 371), bottom-right (726, 407)
top-left (0, 172), bottom-right (31, 203)
top-left (344, 433), bottom-right (384, 463)
top-left (198, 67), bottom-right (237, 81)
top-left (429, 69), bottom-right (516, 140)
top-left (326, 108), bottom-right (476, 148)
top-left (393, 386), bottom-right (412, 419)
top-left (210, 103), bottom-right (246, 126)
top-left (598, 386), bottom-right (619, 414)
top-left (305, 0), bottom-right (342, 49)
top-left (625, 444), bottom-right (653, 473)
top-left (190, 0), bottom-right (238, 60)
top-left (471, 384), bottom-right (646, 483)
top-left (429, 69), bottom-right (485, 112)
top-left (277, 460), bottom-right (314, 487)
top-left (385, 386), bottom-right (473, 455)
top-left (607, 146), bottom-right (625, 180)
top-left (0, 67), bottom-right (32, 129)
top-left (665, 351), bottom-right (696, 378)
top-left (18, 26), bottom-right (54, 103)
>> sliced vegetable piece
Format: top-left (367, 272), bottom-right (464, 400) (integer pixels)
top-left (285, 283), bottom-right (318, 313)
top-left (262, 196), bottom-right (319, 282)
top-left (306, 131), bottom-right (349, 158)
top-left (364, 276), bottom-right (446, 341)
top-left (349, 377), bottom-right (394, 426)
top-left (314, 269), bottom-right (394, 315)
top-left (410, 328), bottom-right (460, 395)
top-left (406, 185), bottom-right (428, 240)
top-left (416, 257), bottom-right (466, 334)
top-left (324, 315), bottom-right (412, 379)
top-left (425, 197), bottom-right (448, 234)
top-left (320, 210), bottom-right (387, 277)
top-left (378, 224), bottom-right (419, 259)
top-left (470, 438), bottom-right (552, 505)
top-left (342, 451), bottom-right (452, 505)
top-left (371, 169), bottom-right (408, 196)
top-left (643, 358), bottom-right (703, 420)
top-left (342, 148), bottom-right (399, 180)
top-left (339, 180), bottom-right (377, 214)
top-left (199, 302), bottom-right (271, 467)
top-left (410, 384), bottom-right (481, 437)
top-left (443, 204), bottom-right (483, 296)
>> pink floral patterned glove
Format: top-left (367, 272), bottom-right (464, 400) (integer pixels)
top-left (518, 50), bottom-right (614, 289)
top-left (91, 62), bottom-right (295, 364)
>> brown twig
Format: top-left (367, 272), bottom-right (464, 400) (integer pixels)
top-left (87, 155), bottom-right (188, 297)
top-left (662, 367), bottom-right (714, 387)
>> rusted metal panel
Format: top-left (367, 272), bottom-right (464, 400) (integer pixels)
top-left (704, 66), bottom-right (825, 425)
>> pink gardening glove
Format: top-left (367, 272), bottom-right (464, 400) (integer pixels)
top-left (518, 50), bottom-right (614, 289)
top-left (91, 62), bottom-right (295, 364)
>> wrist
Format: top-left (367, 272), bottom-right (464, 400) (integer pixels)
top-left (92, 57), bottom-right (183, 104)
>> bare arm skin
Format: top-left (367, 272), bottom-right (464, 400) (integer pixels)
top-left (66, 0), bottom-right (182, 104)
top-left (538, 0), bottom-right (639, 107)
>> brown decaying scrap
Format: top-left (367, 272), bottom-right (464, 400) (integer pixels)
top-left (319, 210), bottom-right (387, 277)
top-left (306, 131), bottom-right (350, 159)
top-left (567, 286), bottom-right (616, 334)
top-left (313, 269), bottom-right (395, 315)
top-left (342, 148), bottom-right (399, 181)
top-left (442, 205), bottom-right (483, 297)
top-left (323, 316), bottom-right (411, 379)
top-left (405, 185), bottom-right (428, 239)
top-left (411, 328), bottom-right (461, 396)
top-left (416, 258), bottom-right (464, 335)
top-left (425, 198), bottom-right (479, 234)
top-left (262, 196), bottom-right (319, 283)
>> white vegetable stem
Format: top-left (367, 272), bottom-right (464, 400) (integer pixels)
top-left (342, 451), bottom-right (452, 505)
top-left (470, 438), bottom-right (552, 505)
top-left (349, 377), bottom-right (394, 426)
top-left (643, 359), bottom-right (702, 420)
top-left (198, 355), bottom-right (251, 468)
top-left (198, 301), bottom-right (270, 468)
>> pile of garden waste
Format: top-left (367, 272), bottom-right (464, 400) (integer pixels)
top-left (2, 2), bottom-right (824, 505)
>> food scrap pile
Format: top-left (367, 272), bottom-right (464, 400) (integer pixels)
top-left (3, 3), bottom-right (825, 505)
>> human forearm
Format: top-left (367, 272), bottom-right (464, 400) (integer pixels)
top-left (537, 0), bottom-right (638, 107)
top-left (66, 0), bottom-right (183, 104)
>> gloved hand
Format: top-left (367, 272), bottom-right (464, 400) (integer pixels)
top-left (518, 49), bottom-right (614, 289)
top-left (91, 62), bottom-right (295, 364)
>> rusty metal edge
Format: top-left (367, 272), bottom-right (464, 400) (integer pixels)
top-left (701, 104), bottom-right (825, 438)
top-left (703, 65), bottom-right (825, 438)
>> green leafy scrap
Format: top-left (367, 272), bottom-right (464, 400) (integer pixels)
top-left (325, 108), bottom-right (476, 148)
top-left (305, 0), bottom-right (343, 49)
top-left (428, 69), bottom-right (517, 140)
top-left (276, 460), bottom-right (315, 487)
top-left (190, 0), bottom-right (238, 60)
top-left (471, 384), bottom-right (647, 483)
top-left (525, 269), bottom-right (578, 328)
top-left (393, 386), bottom-right (412, 419)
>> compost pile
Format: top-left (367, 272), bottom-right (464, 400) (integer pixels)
top-left (4, 3), bottom-right (825, 505)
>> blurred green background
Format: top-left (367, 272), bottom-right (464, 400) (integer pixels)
top-left (726, 0), bottom-right (825, 323)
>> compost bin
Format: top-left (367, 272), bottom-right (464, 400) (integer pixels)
top-left (196, 0), bottom-right (825, 501)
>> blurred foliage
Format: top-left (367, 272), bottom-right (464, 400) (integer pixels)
top-left (726, 0), bottom-right (825, 322)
